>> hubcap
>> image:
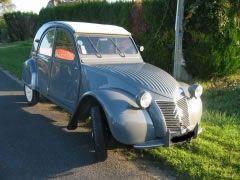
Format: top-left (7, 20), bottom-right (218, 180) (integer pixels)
top-left (25, 85), bottom-right (33, 102)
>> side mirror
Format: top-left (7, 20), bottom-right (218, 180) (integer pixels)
top-left (139, 46), bottom-right (144, 52)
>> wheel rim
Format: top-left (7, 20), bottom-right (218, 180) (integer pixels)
top-left (25, 85), bottom-right (33, 102)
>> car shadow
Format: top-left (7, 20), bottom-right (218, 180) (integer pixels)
top-left (0, 93), bottom-right (98, 178)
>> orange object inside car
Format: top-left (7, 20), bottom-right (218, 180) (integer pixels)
top-left (55, 48), bottom-right (75, 61)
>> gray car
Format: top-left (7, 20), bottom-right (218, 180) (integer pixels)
top-left (22, 21), bottom-right (203, 161)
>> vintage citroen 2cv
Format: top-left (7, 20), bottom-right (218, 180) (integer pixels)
top-left (22, 21), bottom-right (203, 161)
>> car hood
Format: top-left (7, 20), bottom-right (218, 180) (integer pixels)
top-left (83, 63), bottom-right (179, 98)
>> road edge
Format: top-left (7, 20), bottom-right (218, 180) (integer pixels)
top-left (0, 67), bottom-right (23, 87)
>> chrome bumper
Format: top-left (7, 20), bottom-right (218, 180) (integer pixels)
top-left (134, 123), bottom-right (202, 149)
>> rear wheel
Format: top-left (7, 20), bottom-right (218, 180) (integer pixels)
top-left (91, 106), bottom-right (108, 162)
top-left (24, 84), bottom-right (39, 106)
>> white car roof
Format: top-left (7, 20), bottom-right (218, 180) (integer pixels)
top-left (54, 21), bottom-right (131, 36)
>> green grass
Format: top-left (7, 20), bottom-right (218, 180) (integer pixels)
top-left (146, 75), bottom-right (240, 179)
top-left (0, 40), bottom-right (32, 78)
top-left (0, 40), bottom-right (239, 179)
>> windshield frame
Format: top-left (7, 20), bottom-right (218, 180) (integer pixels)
top-left (75, 33), bottom-right (143, 64)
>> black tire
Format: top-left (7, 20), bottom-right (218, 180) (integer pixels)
top-left (24, 84), bottom-right (39, 106)
top-left (91, 106), bottom-right (108, 162)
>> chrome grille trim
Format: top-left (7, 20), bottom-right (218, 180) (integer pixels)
top-left (176, 97), bottom-right (190, 127)
top-left (156, 97), bottom-right (190, 132)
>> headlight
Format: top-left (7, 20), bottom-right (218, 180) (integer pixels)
top-left (188, 84), bottom-right (203, 98)
top-left (137, 91), bottom-right (152, 109)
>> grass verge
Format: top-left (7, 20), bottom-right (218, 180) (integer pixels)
top-left (0, 41), bottom-right (239, 179)
top-left (0, 40), bottom-right (32, 78)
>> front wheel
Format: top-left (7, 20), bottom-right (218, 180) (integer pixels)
top-left (24, 84), bottom-right (39, 106)
top-left (91, 106), bottom-right (108, 162)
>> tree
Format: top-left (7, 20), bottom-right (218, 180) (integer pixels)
top-left (47, 0), bottom-right (103, 7)
top-left (0, 0), bottom-right (11, 3)
top-left (0, 0), bottom-right (15, 16)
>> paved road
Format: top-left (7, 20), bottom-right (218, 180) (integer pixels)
top-left (0, 69), bottom-right (174, 179)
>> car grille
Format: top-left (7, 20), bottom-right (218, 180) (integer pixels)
top-left (156, 98), bottom-right (190, 132)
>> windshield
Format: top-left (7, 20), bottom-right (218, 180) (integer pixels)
top-left (77, 35), bottom-right (138, 57)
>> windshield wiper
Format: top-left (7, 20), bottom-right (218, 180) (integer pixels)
top-left (110, 38), bottom-right (125, 57)
top-left (87, 37), bottom-right (102, 58)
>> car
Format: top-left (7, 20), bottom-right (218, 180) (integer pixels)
top-left (22, 21), bottom-right (203, 161)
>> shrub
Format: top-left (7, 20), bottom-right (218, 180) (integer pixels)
top-left (3, 11), bottom-right (38, 41)
top-left (184, 0), bottom-right (240, 78)
top-left (0, 18), bottom-right (9, 42)
top-left (0, 18), bottom-right (6, 28)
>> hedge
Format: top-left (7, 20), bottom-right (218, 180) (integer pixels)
top-left (183, 0), bottom-right (240, 78)
top-left (0, 18), bottom-right (8, 42)
top-left (4, 1), bottom-right (240, 79)
top-left (3, 11), bottom-right (38, 41)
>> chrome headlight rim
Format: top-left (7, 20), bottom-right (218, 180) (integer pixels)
top-left (189, 84), bottom-right (203, 98)
top-left (178, 87), bottom-right (185, 96)
top-left (137, 91), bottom-right (152, 109)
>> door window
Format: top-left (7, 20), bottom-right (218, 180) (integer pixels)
top-left (54, 30), bottom-right (75, 61)
top-left (38, 29), bottom-right (55, 56)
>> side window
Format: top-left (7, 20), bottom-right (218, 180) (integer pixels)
top-left (54, 29), bottom-right (75, 61)
top-left (39, 29), bottom-right (55, 56)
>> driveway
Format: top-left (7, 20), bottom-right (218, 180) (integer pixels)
top-left (0, 69), bottom-right (175, 179)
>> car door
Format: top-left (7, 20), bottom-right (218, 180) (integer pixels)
top-left (49, 28), bottom-right (80, 111)
top-left (36, 28), bottom-right (55, 96)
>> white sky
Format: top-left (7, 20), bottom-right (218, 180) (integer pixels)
top-left (12, 0), bottom-right (49, 14)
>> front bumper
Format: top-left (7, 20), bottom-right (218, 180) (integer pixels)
top-left (133, 123), bottom-right (202, 149)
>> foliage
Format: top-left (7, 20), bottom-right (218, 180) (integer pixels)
top-left (39, 1), bottom-right (132, 28)
top-left (0, 0), bottom-right (15, 16)
top-left (184, 0), bottom-right (240, 78)
top-left (0, 17), bottom-right (5, 28)
top-left (3, 12), bottom-right (38, 41)
top-left (57, 0), bottom-right (103, 5)
top-left (0, 17), bottom-right (8, 42)
top-left (0, 0), bottom-right (12, 3)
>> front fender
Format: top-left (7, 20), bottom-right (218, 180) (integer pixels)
top-left (188, 97), bottom-right (202, 128)
top-left (71, 89), bottom-right (156, 145)
top-left (178, 82), bottom-right (203, 128)
top-left (22, 58), bottom-right (37, 90)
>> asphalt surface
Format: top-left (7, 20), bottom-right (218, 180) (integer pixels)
top-left (0, 69), bottom-right (174, 179)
